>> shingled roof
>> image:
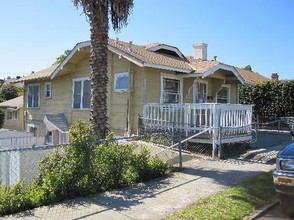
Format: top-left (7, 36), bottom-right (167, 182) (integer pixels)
top-left (0, 96), bottom-right (23, 109)
top-left (14, 65), bottom-right (58, 82)
top-left (15, 39), bottom-right (268, 84)
top-left (235, 67), bottom-right (270, 83)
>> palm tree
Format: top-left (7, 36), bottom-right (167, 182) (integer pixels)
top-left (73, 0), bottom-right (133, 139)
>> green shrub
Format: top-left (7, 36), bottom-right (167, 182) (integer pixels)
top-left (0, 109), bottom-right (4, 128)
top-left (0, 182), bottom-right (30, 215)
top-left (239, 80), bottom-right (294, 117)
top-left (0, 120), bottom-right (170, 216)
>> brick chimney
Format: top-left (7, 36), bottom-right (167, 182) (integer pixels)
top-left (193, 43), bottom-right (208, 60)
top-left (271, 73), bottom-right (279, 80)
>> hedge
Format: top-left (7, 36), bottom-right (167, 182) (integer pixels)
top-left (239, 80), bottom-right (294, 117)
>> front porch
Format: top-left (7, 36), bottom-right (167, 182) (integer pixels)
top-left (142, 103), bottom-right (253, 150)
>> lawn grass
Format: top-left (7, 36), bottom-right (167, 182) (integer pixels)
top-left (165, 171), bottom-right (277, 220)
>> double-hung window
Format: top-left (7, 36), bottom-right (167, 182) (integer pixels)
top-left (194, 81), bottom-right (208, 103)
top-left (72, 77), bottom-right (90, 109)
top-left (44, 82), bottom-right (52, 98)
top-left (114, 72), bottom-right (128, 92)
top-left (162, 77), bottom-right (181, 104)
top-left (6, 109), bottom-right (18, 120)
top-left (27, 84), bottom-right (40, 108)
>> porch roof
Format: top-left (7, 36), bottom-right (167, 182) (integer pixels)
top-left (43, 113), bottom-right (69, 133)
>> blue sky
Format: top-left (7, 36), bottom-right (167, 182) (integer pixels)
top-left (1, 0), bottom-right (293, 80)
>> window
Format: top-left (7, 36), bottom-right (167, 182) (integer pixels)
top-left (193, 81), bottom-right (208, 103)
top-left (217, 84), bottom-right (231, 103)
top-left (162, 77), bottom-right (181, 104)
top-left (114, 72), bottom-right (128, 92)
top-left (72, 78), bottom-right (90, 109)
top-left (44, 82), bottom-right (52, 98)
top-left (27, 84), bottom-right (40, 108)
top-left (6, 109), bottom-right (18, 120)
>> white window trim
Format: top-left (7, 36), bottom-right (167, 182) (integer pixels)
top-left (6, 108), bottom-right (18, 120)
top-left (72, 77), bottom-right (90, 110)
top-left (192, 80), bottom-right (208, 103)
top-left (27, 83), bottom-right (40, 108)
top-left (44, 82), bottom-right (52, 98)
top-left (160, 73), bottom-right (183, 104)
top-left (217, 84), bottom-right (231, 103)
top-left (114, 72), bottom-right (129, 92)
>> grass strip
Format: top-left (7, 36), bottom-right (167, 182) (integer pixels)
top-left (165, 170), bottom-right (277, 220)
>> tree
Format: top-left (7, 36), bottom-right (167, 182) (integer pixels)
top-left (0, 83), bottom-right (19, 101)
top-left (73, 0), bottom-right (134, 139)
top-left (53, 50), bottom-right (71, 65)
top-left (244, 65), bottom-right (252, 72)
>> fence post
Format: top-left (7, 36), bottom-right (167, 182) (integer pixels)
top-left (178, 140), bottom-right (182, 169)
top-left (218, 126), bottom-right (222, 158)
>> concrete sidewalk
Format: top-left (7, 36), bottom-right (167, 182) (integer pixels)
top-left (3, 142), bottom-right (290, 220)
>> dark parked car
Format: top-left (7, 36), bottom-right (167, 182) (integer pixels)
top-left (273, 141), bottom-right (294, 217)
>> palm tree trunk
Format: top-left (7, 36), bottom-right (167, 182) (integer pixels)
top-left (89, 1), bottom-right (109, 139)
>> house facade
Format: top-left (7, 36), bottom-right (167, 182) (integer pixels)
top-left (0, 96), bottom-right (24, 131)
top-left (16, 39), bottom-right (269, 144)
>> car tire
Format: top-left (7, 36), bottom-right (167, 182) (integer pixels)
top-left (280, 194), bottom-right (294, 217)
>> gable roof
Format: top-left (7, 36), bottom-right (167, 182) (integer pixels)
top-left (186, 56), bottom-right (245, 84)
top-left (0, 96), bottom-right (23, 109)
top-left (15, 39), bottom-right (268, 84)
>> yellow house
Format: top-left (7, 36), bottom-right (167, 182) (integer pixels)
top-left (16, 39), bottom-right (269, 145)
top-left (0, 96), bottom-right (24, 131)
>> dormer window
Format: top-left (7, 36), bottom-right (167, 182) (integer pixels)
top-left (146, 44), bottom-right (185, 60)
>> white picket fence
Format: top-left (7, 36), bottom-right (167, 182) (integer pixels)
top-left (0, 136), bottom-right (45, 148)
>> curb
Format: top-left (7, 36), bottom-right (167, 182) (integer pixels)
top-left (249, 199), bottom-right (280, 220)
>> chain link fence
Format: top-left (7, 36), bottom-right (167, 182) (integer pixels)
top-left (1, 116), bottom-right (293, 188)
top-left (252, 116), bottom-right (294, 148)
top-left (0, 145), bottom-right (56, 187)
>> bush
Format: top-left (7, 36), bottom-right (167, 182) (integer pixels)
top-left (0, 109), bottom-right (4, 128)
top-left (0, 183), bottom-right (30, 215)
top-left (239, 80), bottom-right (294, 117)
top-left (0, 120), bottom-right (170, 216)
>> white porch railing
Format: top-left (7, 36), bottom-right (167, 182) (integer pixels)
top-left (143, 103), bottom-right (253, 137)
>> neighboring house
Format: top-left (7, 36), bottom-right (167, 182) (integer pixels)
top-left (0, 96), bottom-right (24, 131)
top-left (15, 39), bottom-right (269, 145)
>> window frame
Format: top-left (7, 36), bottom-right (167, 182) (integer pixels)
top-left (160, 73), bottom-right (183, 104)
top-left (193, 80), bottom-right (208, 103)
top-left (72, 77), bottom-right (90, 110)
top-left (27, 83), bottom-right (40, 108)
top-left (217, 84), bottom-right (231, 103)
top-left (44, 82), bottom-right (52, 99)
top-left (6, 108), bottom-right (18, 120)
top-left (114, 72), bottom-right (129, 92)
